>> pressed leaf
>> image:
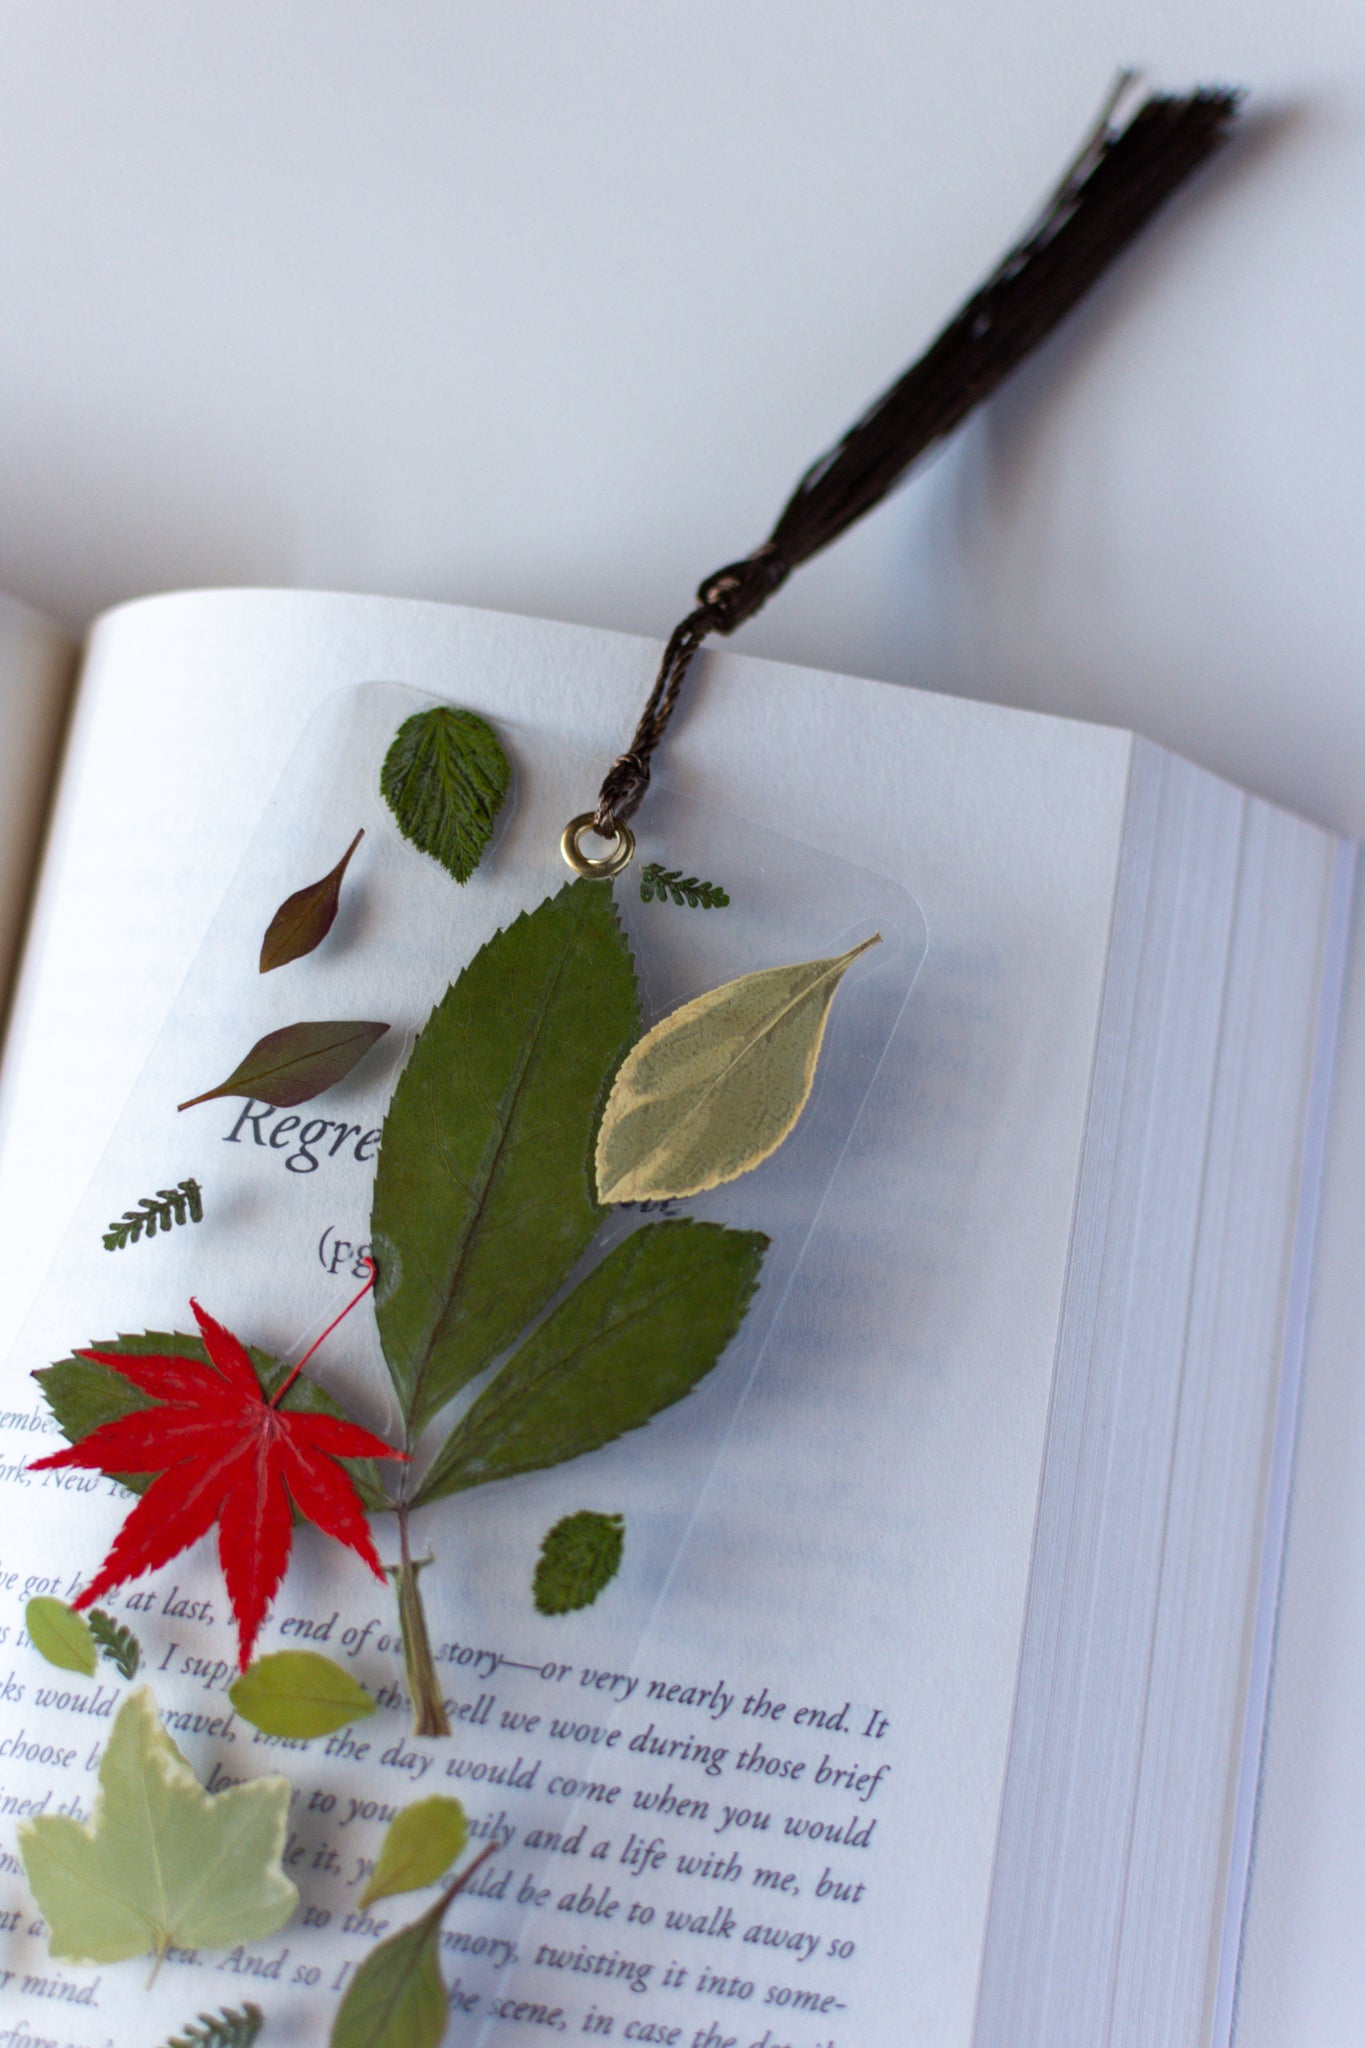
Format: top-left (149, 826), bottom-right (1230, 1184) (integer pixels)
top-left (534, 1511), bottom-right (624, 1615)
top-left (26, 1597), bottom-right (97, 1676)
top-left (161, 2005), bottom-right (264, 2048)
top-left (31, 1304), bottom-right (404, 1672)
top-left (35, 1331), bottom-right (394, 1512)
top-left (371, 878), bottom-right (639, 1437)
top-left (19, 1686), bottom-right (297, 1963)
top-left (230, 1650), bottom-right (376, 1739)
top-left (260, 828), bottom-right (363, 972)
top-left (418, 1220), bottom-right (765, 1505)
top-left (330, 1896), bottom-right (448, 2048)
top-left (360, 1796), bottom-right (467, 1906)
top-left (596, 934), bottom-right (881, 1203)
top-left (639, 862), bottom-right (730, 909)
top-left (380, 705), bottom-right (510, 883)
top-left (178, 1020), bottom-right (389, 1112)
top-left (103, 1178), bottom-right (203, 1251)
top-left (88, 1608), bottom-right (141, 1679)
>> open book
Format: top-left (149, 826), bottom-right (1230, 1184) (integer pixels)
top-left (0, 586), bottom-right (1352, 2048)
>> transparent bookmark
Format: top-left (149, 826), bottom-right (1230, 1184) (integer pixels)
top-left (4, 679), bottom-right (925, 2046)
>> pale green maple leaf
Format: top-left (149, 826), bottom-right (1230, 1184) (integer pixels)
top-left (19, 1686), bottom-right (297, 1965)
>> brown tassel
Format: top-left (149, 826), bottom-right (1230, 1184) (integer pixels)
top-left (593, 78), bottom-right (1242, 837)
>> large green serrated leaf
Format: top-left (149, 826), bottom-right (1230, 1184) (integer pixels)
top-left (330, 1897), bottom-right (448, 2048)
top-left (20, 1687), bottom-right (297, 1964)
top-left (596, 934), bottom-right (880, 1202)
top-left (35, 1334), bottom-right (392, 1512)
top-left (371, 878), bottom-right (639, 1437)
top-left (360, 1796), bottom-right (467, 1906)
top-left (417, 1220), bottom-right (766, 1505)
top-left (534, 1511), bottom-right (624, 1615)
top-left (380, 705), bottom-right (511, 884)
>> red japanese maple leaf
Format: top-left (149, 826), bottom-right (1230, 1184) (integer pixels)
top-left (30, 1294), bottom-right (405, 1669)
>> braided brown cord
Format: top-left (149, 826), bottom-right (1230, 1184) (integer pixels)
top-left (590, 82), bottom-right (1240, 836)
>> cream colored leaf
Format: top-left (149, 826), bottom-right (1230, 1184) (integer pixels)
top-left (18, 1686), bottom-right (297, 1964)
top-left (595, 934), bottom-right (880, 1203)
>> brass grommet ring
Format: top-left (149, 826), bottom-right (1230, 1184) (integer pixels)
top-left (560, 812), bottom-right (636, 879)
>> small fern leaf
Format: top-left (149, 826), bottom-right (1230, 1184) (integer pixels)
top-left (103, 1178), bottom-right (204, 1252)
top-left (88, 1608), bottom-right (141, 1680)
top-left (639, 862), bottom-right (730, 910)
top-left (160, 2005), bottom-right (264, 2048)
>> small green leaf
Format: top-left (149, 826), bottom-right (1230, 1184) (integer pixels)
top-left (160, 2004), bottom-right (264, 2048)
top-left (418, 1220), bottom-right (765, 1505)
top-left (229, 1651), bottom-right (376, 1739)
top-left (380, 706), bottom-right (510, 883)
top-left (534, 1512), bottom-right (624, 1615)
top-left (103, 1178), bottom-right (204, 1251)
top-left (639, 862), bottom-right (730, 909)
top-left (26, 1597), bottom-right (97, 1676)
top-left (88, 1608), bottom-right (141, 1679)
top-left (330, 1896), bottom-right (448, 2048)
top-left (596, 934), bottom-right (881, 1203)
top-left (372, 878), bottom-right (639, 1436)
top-left (19, 1686), bottom-right (297, 1963)
top-left (360, 1796), bottom-right (467, 1906)
top-left (178, 1020), bottom-right (389, 1112)
top-left (35, 1332), bottom-right (393, 1513)
top-left (260, 828), bottom-right (364, 972)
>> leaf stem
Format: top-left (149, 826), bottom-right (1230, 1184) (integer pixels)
top-left (391, 1502), bottom-right (451, 1738)
top-left (438, 1835), bottom-right (501, 1911)
top-left (270, 1257), bottom-right (377, 1408)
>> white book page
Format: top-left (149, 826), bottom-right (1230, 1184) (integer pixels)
top-left (0, 592), bottom-right (76, 1044)
top-left (0, 590), bottom-right (1131, 2044)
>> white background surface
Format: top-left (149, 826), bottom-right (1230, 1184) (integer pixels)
top-left (3, 6), bottom-right (1365, 2042)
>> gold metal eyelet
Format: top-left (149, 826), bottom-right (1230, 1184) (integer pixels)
top-left (560, 812), bottom-right (636, 879)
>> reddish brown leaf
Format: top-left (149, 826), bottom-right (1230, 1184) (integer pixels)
top-left (177, 1020), bottom-right (389, 1113)
top-left (29, 1301), bottom-right (405, 1669)
top-left (260, 828), bottom-right (364, 973)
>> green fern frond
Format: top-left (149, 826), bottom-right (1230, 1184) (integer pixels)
top-left (160, 2004), bottom-right (264, 2048)
top-left (87, 1607), bottom-right (140, 1679)
top-left (639, 862), bottom-right (730, 910)
top-left (102, 1178), bottom-right (204, 1251)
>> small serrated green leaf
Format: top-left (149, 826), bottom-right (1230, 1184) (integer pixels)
top-left (25, 1597), bottom-right (97, 1676)
top-left (102, 1178), bottom-right (205, 1251)
top-left (360, 1796), bottom-right (467, 1906)
top-left (261, 828), bottom-right (364, 972)
top-left (88, 1608), bottom-right (141, 1679)
top-left (639, 862), bottom-right (730, 909)
top-left (417, 1220), bottom-right (766, 1505)
top-left (19, 1686), bottom-right (297, 1963)
top-left (534, 1512), bottom-right (624, 1615)
top-left (330, 1896), bottom-right (448, 2048)
top-left (178, 1020), bottom-right (389, 1112)
top-left (596, 935), bottom-right (880, 1202)
top-left (160, 2003), bottom-right (264, 2048)
top-left (229, 1651), bottom-right (376, 1739)
top-left (380, 705), bottom-right (510, 883)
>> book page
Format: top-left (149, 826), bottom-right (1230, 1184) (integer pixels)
top-left (0, 590), bottom-right (1132, 2044)
top-left (0, 592), bottom-right (76, 1044)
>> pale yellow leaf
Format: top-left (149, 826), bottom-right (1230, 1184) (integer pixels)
top-left (595, 934), bottom-right (880, 1203)
top-left (19, 1686), bottom-right (297, 1964)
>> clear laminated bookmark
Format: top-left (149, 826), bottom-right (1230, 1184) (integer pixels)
top-left (2, 681), bottom-right (925, 2046)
